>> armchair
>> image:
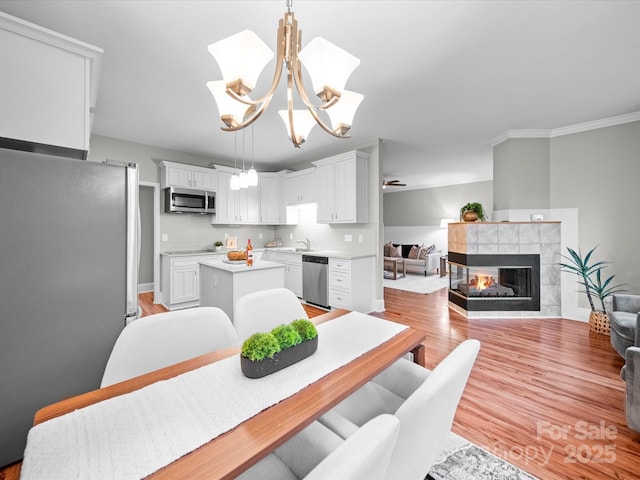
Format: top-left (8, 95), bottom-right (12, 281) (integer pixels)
top-left (622, 346), bottom-right (640, 433)
top-left (610, 294), bottom-right (640, 358)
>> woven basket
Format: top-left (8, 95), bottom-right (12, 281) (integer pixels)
top-left (588, 311), bottom-right (610, 336)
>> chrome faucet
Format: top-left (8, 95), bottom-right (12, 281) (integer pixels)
top-left (296, 238), bottom-right (311, 250)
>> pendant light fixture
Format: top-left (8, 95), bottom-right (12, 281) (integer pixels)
top-left (238, 129), bottom-right (249, 189)
top-left (247, 124), bottom-right (258, 186)
top-left (229, 131), bottom-right (240, 190)
top-left (207, 0), bottom-right (363, 148)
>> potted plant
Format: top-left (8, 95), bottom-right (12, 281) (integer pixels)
top-left (559, 246), bottom-right (626, 335)
top-left (214, 240), bottom-right (224, 251)
top-left (460, 202), bottom-right (486, 222)
top-left (240, 319), bottom-right (318, 378)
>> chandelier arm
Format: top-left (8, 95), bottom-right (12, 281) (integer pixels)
top-left (291, 60), bottom-right (340, 110)
top-left (286, 65), bottom-right (303, 148)
top-left (305, 103), bottom-right (351, 139)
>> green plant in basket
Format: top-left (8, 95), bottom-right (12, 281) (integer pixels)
top-left (241, 332), bottom-right (281, 361)
top-left (291, 319), bottom-right (318, 341)
top-left (271, 324), bottom-right (302, 349)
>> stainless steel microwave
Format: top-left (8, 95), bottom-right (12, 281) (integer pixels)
top-left (164, 187), bottom-right (215, 214)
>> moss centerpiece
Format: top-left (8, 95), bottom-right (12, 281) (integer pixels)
top-left (240, 319), bottom-right (318, 378)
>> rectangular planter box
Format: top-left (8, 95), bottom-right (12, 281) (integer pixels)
top-left (241, 336), bottom-right (318, 379)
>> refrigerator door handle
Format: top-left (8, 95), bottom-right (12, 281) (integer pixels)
top-left (125, 163), bottom-right (139, 325)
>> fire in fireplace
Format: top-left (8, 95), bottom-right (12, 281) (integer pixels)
top-left (448, 253), bottom-right (540, 312)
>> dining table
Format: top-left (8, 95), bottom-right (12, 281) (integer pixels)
top-left (18, 308), bottom-right (426, 480)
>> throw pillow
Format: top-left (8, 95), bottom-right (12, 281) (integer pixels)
top-left (426, 244), bottom-right (437, 254)
top-left (384, 243), bottom-right (392, 257)
top-left (408, 245), bottom-right (420, 259)
top-left (418, 248), bottom-right (428, 260)
top-left (389, 245), bottom-right (402, 258)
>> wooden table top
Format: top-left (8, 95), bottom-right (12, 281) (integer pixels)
top-left (30, 309), bottom-right (426, 480)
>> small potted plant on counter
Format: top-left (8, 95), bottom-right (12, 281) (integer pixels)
top-left (240, 319), bottom-right (318, 378)
top-left (214, 240), bottom-right (224, 251)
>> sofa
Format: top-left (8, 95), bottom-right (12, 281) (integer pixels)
top-left (384, 243), bottom-right (441, 276)
top-left (611, 294), bottom-right (640, 433)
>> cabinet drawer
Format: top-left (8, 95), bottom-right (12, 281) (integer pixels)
top-left (329, 258), bottom-right (350, 273)
top-left (172, 258), bottom-right (200, 268)
top-left (329, 288), bottom-right (351, 309)
top-left (329, 270), bottom-right (350, 290)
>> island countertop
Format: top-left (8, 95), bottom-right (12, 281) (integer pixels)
top-left (199, 259), bottom-right (285, 273)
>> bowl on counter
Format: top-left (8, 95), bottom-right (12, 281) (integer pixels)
top-left (227, 250), bottom-right (247, 261)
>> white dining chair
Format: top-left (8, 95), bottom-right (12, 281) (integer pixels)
top-left (100, 307), bottom-right (239, 387)
top-left (234, 287), bottom-right (308, 340)
top-left (236, 414), bottom-right (400, 480)
top-left (320, 339), bottom-right (481, 480)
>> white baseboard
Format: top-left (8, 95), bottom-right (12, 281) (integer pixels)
top-left (138, 282), bottom-right (154, 293)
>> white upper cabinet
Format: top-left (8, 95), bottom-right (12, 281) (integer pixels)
top-left (283, 168), bottom-right (316, 205)
top-left (313, 150), bottom-right (369, 223)
top-left (160, 161), bottom-right (216, 191)
top-left (0, 13), bottom-right (102, 155)
top-left (259, 173), bottom-right (281, 224)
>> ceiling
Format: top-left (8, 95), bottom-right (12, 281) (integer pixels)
top-left (2, 0), bottom-right (639, 190)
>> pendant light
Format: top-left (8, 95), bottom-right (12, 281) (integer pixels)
top-left (238, 128), bottom-right (249, 188)
top-left (247, 124), bottom-right (258, 186)
top-left (230, 131), bottom-right (240, 190)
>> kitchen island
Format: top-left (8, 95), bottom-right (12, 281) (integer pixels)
top-left (199, 259), bottom-right (285, 322)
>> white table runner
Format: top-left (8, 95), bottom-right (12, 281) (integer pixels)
top-left (21, 312), bottom-right (407, 480)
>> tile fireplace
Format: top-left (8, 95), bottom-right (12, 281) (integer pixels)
top-left (447, 222), bottom-right (560, 317)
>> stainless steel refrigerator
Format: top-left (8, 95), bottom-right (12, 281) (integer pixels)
top-left (0, 147), bottom-right (139, 466)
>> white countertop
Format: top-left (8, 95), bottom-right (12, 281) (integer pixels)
top-left (199, 259), bottom-right (285, 273)
top-left (162, 248), bottom-right (375, 260)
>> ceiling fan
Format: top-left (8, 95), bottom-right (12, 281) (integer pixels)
top-left (382, 179), bottom-right (406, 188)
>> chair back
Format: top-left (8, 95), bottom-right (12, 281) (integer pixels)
top-left (387, 339), bottom-right (481, 480)
top-left (234, 288), bottom-right (308, 340)
top-left (100, 307), bottom-right (239, 387)
top-left (305, 414), bottom-right (400, 480)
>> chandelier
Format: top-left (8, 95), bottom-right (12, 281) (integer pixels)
top-left (206, 0), bottom-right (364, 148)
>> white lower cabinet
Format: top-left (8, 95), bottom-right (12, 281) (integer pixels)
top-left (161, 253), bottom-right (222, 310)
top-left (262, 250), bottom-right (302, 298)
top-left (329, 257), bottom-right (375, 312)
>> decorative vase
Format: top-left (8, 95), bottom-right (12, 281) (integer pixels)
top-left (588, 311), bottom-right (610, 336)
top-left (240, 336), bottom-right (318, 378)
top-left (462, 211), bottom-right (479, 222)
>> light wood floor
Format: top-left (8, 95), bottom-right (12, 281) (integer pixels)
top-left (3, 289), bottom-right (639, 479)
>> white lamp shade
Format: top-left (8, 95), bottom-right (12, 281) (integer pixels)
top-left (298, 37), bottom-right (360, 95)
top-left (326, 90), bottom-right (364, 132)
top-left (247, 167), bottom-right (258, 186)
top-left (278, 110), bottom-right (317, 143)
top-left (238, 171), bottom-right (249, 188)
top-left (230, 173), bottom-right (240, 190)
top-left (207, 80), bottom-right (251, 125)
top-left (208, 30), bottom-right (274, 91)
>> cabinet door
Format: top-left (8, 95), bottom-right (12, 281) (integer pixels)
top-left (315, 163), bottom-right (334, 222)
top-left (259, 175), bottom-right (279, 224)
top-left (193, 170), bottom-right (215, 190)
top-left (285, 264), bottom-right (303, 298)
top-left (238, 186), bottom-right (259, 223)
top-left (166, 165), bottom-right (193, 188)
top-left (212, 171), bottom-right (237, 224)
top-left (299, 171), bottom-right (316, 203)
top-left (334, 158), bottom-right (355, 222)
top-left (171, 266), bottom-right (199, 303)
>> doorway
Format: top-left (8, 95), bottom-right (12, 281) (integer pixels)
top-left (139, 181), bottom-right (160, 302)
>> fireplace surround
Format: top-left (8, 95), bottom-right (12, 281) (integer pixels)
top-left (447, 221), bottom-right (561, 317)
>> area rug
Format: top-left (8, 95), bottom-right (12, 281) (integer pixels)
top-left (427, 433), bottom-right (538, 480)
top-left (383, 272), bottom-right (449, 294)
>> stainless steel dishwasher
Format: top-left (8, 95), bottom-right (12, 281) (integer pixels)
top-left (302, 255), bottom-right (329, 308)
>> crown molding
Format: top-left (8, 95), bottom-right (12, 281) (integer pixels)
top-left (489, 111), bottom-right (640, 146)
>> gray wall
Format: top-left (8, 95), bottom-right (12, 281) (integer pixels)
top-left (383, 181), bottom-right (493, 225)
top-left (138, 185), bottom-right (154, 286)
top-left (550, 120), bottom-right (640, 293)
top-left (493, 138), bottom-right (550, 210)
